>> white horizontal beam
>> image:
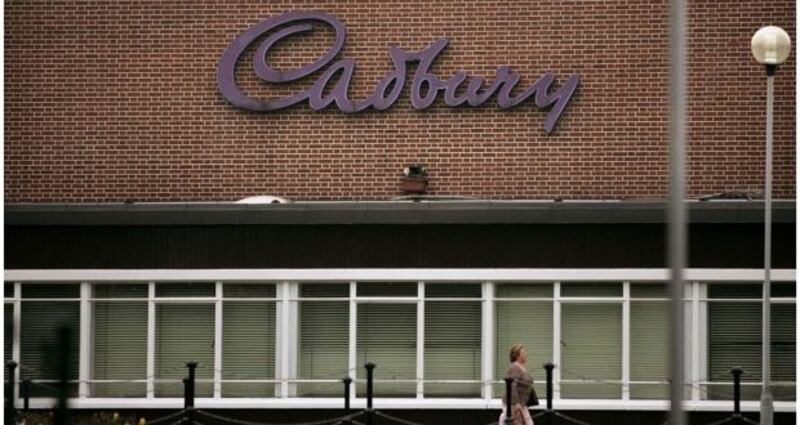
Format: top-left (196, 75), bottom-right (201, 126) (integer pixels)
top-left (19, 397), bottom-right (796, 412)
top-left (5, 268), bottom-right (795, 282)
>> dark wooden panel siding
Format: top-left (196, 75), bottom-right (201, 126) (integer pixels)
top-left (4, 223), bottom-right (795, 269)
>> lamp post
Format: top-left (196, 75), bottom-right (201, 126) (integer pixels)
top-left (750, 25), bottom-right (790, 425)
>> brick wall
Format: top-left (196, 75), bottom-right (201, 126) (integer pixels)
top-left (5, 0), bottom-right (795, 202)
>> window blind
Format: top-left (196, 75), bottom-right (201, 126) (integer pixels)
top-left (298, 301), bottom-right (349, 396)
top-left (93, 302), bottom-right (147, 397)
top-left (494, 297), bottom-right (552, 398)
top-left (630, 301), bottom-right (669, 399)
top-left (424, 301), bottom-right (481, 397)
top-left (708, 300), bottom-right (796, 401)
top-left (357, 304), bottom-right (416, 397)
top-left (20, 301), bottom-right (80, 397)
top-left (222, 301), bottom-right (276, 397)
top-left (561, 304), bottom-right (621, 399)
top-left (155, 304), bottom-right (214, 397)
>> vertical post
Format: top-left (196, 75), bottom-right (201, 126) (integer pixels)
top-left (21, 379), bottom-right (30, 411)
top-left (544, 363), bottom-right (555, 425)
top-left (544, 363), bottom-right (554, 411)
top-left (186, 361), bottom-right (197, 407)
top-left (504, 377), bottom-right (514, 425)
top-left (760, 65), bottom-right (775, 425)
top-left (731, 368), bottom-right (742, 421)
top-left (343, 377), bottom-right (352, 424)
top-left (54, 326), bottom-right (74, 425)
top-left (6, 361), bottom-right (17, 424)
top-left (365, 363), bottom-right (375, 425)
top-left (183, 378), bottom-right (193, 425)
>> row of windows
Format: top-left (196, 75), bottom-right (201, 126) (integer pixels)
top-left (3, 281), bottom-right (796, 402)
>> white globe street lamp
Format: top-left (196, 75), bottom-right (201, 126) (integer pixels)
top-left (750, 25), bottom-right (790, 425)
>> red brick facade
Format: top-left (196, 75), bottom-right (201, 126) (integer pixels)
top-left (5, 1), bottom-right (795, 202)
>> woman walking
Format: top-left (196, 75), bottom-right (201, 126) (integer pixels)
top-left (499, 344), bottom-right (535, 425)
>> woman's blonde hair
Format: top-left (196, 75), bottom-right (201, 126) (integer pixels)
top-left (509, 343), bottom-right (526, 362)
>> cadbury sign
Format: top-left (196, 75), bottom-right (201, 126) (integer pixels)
top-left (218, 11), bottom-right (580, 133)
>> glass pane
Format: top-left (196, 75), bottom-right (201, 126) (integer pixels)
top-left (223, 283), bottom-right (276, 298)
top-left (298, 301), bottom-right (349, 397)
top-left (300, 284), bottom-right (349, 298)
top-left (357, 304), bottom-right (416, 397)
top-left (22, 284), bottom-right (79, 298)
top-left (425, 284), bottom-right (481, 298)
top-left (630, 284), bottom-right (668, 298)
top-left (357, 282), bottom-right (416, 297)
top-left (155, 304), bottom-right (214, 397)
top-left (93, 284), bottom-right (148, 298)
top-left (155, 283), bottom-right (215, 297)
top-left (495, 301), bottom-right (552, 397)
top-left (4, 283), bottom-right (14, 298)
top-left (495, 284), bottom-right (552, 298)
top-left (561, 283), bottom-right (622, 298)
top-left (708, 302), bottom-right (762, 385)
top-left (772, 283), bottom-right (795, 298)
top-left (561, 304), bottom-right (621, 399)
top-left (424, 301), bottom-right (481, 397)
top-left (222, 302), bottom-right (276, 397)
top-left (93, 302), bottom-right (147, 397)
top-left (771, 303), bottom-right (795, 401)
top-left (20, 301), bottom-right (80, 397)
top-left (630, 302), bottom-right (669, 399)
top-left (709, 284), bottom-right (761, 299)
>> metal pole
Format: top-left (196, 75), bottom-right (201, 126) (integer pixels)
top-left (668, 1), bottom-right (687, 425)
top-left (504, 377), bottom-right (514, 425)
top-left (731, 367), bottom-right (742, 424)
top-left (544, 363), bottom-right (554, 425)
top-left (365, 362), bottom-right (375, 425)
top-left (760, 65), bottom-right (775, 425)
top-left (6, 361), bottom-right (17, 424)
top-left (667, 0), bottom-right (688, 422)
top-left (22, 379), bottom-right (30, 411)
top-left (342, 376), bottom-right (352, 425)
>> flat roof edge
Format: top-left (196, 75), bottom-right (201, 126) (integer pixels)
top-left (4, 201), bottom-right (795, 226)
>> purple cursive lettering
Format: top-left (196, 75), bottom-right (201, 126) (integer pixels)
top-left (217, 11), bottom-right (580, 133)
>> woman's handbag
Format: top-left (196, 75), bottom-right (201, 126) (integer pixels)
top-left (526, 386), bottom-right (540, 407)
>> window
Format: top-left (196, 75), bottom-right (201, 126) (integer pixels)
top-left (222, 284), bottom-right (277, 397)
top-left (494, 284), bottom-right (552, 398)
top-left (424, 284), bottom-right (481, 397)
top-left (155, 283), bottom-right (215, 397)
top-left (20, 284), bottom-right (80, 397)
top-left (707, 283), bottom-right (796, 401)
top-left (356, 282), bottom-right (416, 397)
top-left (92, 284), bottom-right (148, 397)
top-left (560, 283), bottom-right (622, 399)
top-left (5, 303), bottom-right (13, 386)
top-left (297, 284), bottom-right (349, 397)
top-left (630, 284), bottom-right (669, 399)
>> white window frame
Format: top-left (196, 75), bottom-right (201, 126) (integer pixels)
top-left (4, 268), bottom-right (795, 413)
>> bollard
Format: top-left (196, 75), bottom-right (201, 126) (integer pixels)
top-left (342, 377), bottom-right (353, 425)
top-left (54, 325), bottom-right (74, 425)
top-left (21, 379), bottom-right (30, 411)
top-left (6, 361), bottom-right (17, 424)
top-left (504, 377), bottom-right (514, 425)
top-left (365, 363), bottom-right (375, 425)
top-left (544, 363), bottom-right (555, 425)
top-left (731, 368), bottom-right (742, 425)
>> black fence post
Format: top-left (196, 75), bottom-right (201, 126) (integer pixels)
top-left (54, 325), bottom-right (73, 425)
top-left (504, 377), bottom-right (514, 425)
top-left (731, 368), bottom-right (742, 425)
top-left (365, 362), bottom-right (375, 425)
top-left (342, 377), bottom-right (352, 424)
top-left (544, 363), bottom-right (555, 425)
top-left (21, 379), bottom-right (30, 411)
top-left (6, 361), bottom-right (17, 424)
